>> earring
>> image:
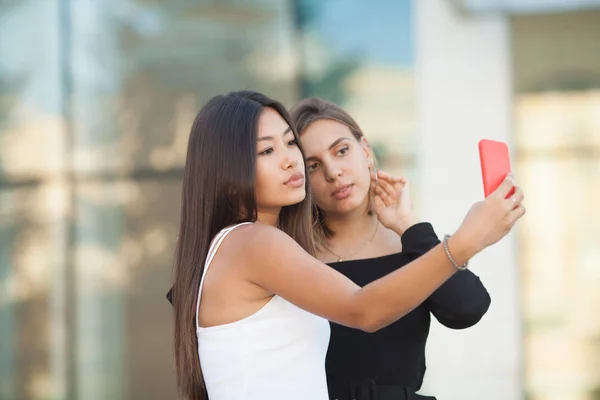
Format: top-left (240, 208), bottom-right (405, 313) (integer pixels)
top-left (368, 159), bottom-right (378, 186)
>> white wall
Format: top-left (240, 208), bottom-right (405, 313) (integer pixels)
top-left (414, 1), bottom-right (523, 399)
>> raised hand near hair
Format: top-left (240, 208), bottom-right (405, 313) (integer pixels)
top-left (372, 171), bottom-right (420, 235)
top-left (452, 174), bottom-right (526, 255)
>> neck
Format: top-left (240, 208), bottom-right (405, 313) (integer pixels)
top-left (257, 208), bottom-right (280, 227)
top-left (324, 198), bottom-right (376, 244)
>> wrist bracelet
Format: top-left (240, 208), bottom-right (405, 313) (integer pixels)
top-left (443, 234), bottom-right (469, 271)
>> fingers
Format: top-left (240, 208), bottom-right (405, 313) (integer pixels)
top-left (375, 171), bottom-right (410, 205)
top-left (504, 186), bottom-right (524, 209)
top-left (500, 183), bottom-right (525, 232)
top-left (491, 174), bottom-right (515, 200)
top-left (369, 174), bottom-right (378, 195)
top-left (375, 180), bottom-right (395, 207)
top-left (507, 203), bottom-right (526, 225)
top-left (377, 177), bottom-right (396, 196)
top-left (373, 170), bottom-right (411, 207)
top-left (399, 179), bottom-right (411, 196)
top-left (377, 171), bottom-right (407, 193)
top-left (377, 170), bottom-right (393, 181)
top-left (377, 170), bottom-right (406, 185)
top-left (373, 193), bottom-right (385, 215)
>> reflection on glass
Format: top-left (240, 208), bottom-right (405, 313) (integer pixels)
top-left (0, 0), bottom-right (63, 179)
top-left (1, 0), bottom-right (419, 397)
top-left (2, 0), bottom-right (301, 398)
top-left (52, 0), bottom-right (301, 174)
top-left (0, 184), bottom-right (67, 400)
top-left (296, 0), bottom-right (415, 177)
top-left (1, 1), bottom-right (67, 399)
top-left (74, 180), bottom-right (125, 400)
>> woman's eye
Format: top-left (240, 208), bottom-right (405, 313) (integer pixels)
top-left (336, 146), bottom-right (349, 156)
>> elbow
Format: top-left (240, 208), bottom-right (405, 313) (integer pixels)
top-left (346, 290), bottom-right (413, 333)
top-left (355, 318), bottom-right (382, 333)
top-left (441, 293), bottom-right (491, 330)
top-left (356, 317), bottom-right (381, 333)
top-left (353, 308), bottom-right (404, 333)
top-left (444, 311), bottom-right (485, 330)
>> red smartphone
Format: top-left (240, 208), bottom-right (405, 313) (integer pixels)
top-left (478, 139), bottom-right (514, 198)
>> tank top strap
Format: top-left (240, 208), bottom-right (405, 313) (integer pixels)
top-left (195, 222), bottom-right (253, 330)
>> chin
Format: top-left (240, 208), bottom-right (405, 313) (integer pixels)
top-left (324, 193), bottom-right (365, 214)
top-left (283, 189), bottom-right (306, 206)
top-left (333, 202), bottom-right (361, 214)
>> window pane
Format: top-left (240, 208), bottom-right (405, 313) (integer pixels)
top-left (73, 178), bottom-right (180, 399)
top-left (0, 0), bottom-right (63, 180)
top-left (69, 0), bottom-right (299, 174)
top-left (515, 91), bottom-right (600, 153)
top-left (0, 184), bottom-right (68, 400)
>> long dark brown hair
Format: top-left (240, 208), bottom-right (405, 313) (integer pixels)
top-left (172, 90), bottom-right (315, 400)
top-left (290, 97), bottom-right (376, 249)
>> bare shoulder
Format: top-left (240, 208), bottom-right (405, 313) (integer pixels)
top-left (228, 222), bottom-right (304, 257)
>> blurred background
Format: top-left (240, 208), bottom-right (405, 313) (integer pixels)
top-left (0, 0), bottom-right (599, 399)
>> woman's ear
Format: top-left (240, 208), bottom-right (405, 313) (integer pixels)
top-left (360, 136), bottom-right (375, 160)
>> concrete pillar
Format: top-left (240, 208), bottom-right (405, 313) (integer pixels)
top-left (414, 1), bottom-right (522, 399)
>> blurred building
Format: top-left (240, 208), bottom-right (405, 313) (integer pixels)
top-left (0, 0), bottom-right (598, 399)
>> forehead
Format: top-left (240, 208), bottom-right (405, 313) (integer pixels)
top-left (300, 119), bottom-right (355, 156)
top-left (257, 108), bottom-right (290, 136)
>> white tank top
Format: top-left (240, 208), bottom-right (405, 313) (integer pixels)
top-left (196, 223), bottom-right (331, 400)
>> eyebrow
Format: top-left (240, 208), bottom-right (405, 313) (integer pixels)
top-left (257, 126), bottom-right (292, 142)
top-left (305, 137), bottom-right (350, 160)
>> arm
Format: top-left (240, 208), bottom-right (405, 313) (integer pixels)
top-left (401, 223), bottom-right (492, 329)
top-left (375, 172), bottom-right (498, 329)
top-left (400, 222), bottom-right (441, 259)
top-left (241, 175), bottom-right (522, 332)
top-left (426, 270), bottom-right (491, 329)
top-left (240, 223), bottom-right (470, 332)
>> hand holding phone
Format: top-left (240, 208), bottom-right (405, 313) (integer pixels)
top-left (478, 139), bottom-right (515, 198)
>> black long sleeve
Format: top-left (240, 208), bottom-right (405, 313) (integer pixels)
top-left (426, 270), bottom-right (491, 329)
top-left (399, 222), bottom-right (441, 259)
top-left (326, 221), bottom-right (493, 398)
top-left (400, 222), bottom-right (491, 329)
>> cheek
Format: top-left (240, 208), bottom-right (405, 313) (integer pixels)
top-left (309, 174), bottom-right (329, 204)
top-left (341, 150), bottom-right (369, 179)
top-left (360, 159), bottom-right (372, 183)
top-left (352, 154), bottom-right (371, 185)
top-left (254, 159), bottom-right (272, 197)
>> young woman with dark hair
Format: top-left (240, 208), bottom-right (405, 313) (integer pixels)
top-left (170, 90), bottom-right (525, 400)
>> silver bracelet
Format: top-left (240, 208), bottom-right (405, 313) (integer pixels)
top-left (443, 234), bottom-right (469, 271)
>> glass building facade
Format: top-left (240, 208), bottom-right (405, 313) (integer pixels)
top-left (1, 1), bottom-right (599, 399)
top-left (0, 1), bottom-right (415, 398)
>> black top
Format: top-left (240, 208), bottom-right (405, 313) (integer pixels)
top-left (325, 223), bottom-right (491, 399)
